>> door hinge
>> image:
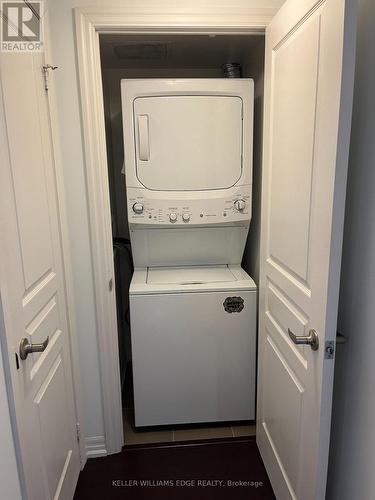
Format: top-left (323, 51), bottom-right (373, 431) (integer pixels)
top-left (325, 340), bottom-right (335, 359)
top-left (42, 64), bottom-right (58, 92)
top-left (76, 422), bottom-right (81, 443)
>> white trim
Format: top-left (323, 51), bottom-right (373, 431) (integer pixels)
top-left (43, 10), bottom-right (88, 470)
top-left (74, 5), bottom-right (277, 454)
top-left (75, 9), bottom-right (124, 456)
top-left (75, 6), bottom-right (276, 33)
top-left (85, 436), bottom-right (107, 458)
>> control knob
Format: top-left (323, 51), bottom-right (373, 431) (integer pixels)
top-left (234, 199), bottom-right (246, 212)
top-left (132, 202), bottom-right (144, 214)
top-left (182, 213), bottom-right (190, 223)
top-left (169, 213), bottom-right (178, 223)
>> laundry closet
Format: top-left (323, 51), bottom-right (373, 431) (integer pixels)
top-left (100, 33), bottom-right (265, 443)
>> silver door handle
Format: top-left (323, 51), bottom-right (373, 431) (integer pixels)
top-left (19, 336), bottom-right (49, 360)
top-left (288, 328), bottom-right (319, 351)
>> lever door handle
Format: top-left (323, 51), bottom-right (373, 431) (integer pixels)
top-left (288, 328), bottom-right (319, 351)
top-left (19, 336), bottom-right (49, 360)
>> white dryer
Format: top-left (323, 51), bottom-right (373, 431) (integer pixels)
top-left (121, 79), bottom-right (256, 426)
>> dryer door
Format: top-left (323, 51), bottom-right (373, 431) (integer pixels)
top-left (133, 95), bottom-right (243, 191)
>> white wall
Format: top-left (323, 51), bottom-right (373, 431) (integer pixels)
top-left (241, 38), bottom-right (265, 284)
top-left (327, 0), bottom-right (375, 498)
top-left (47, 0), bottom-right (284, 451)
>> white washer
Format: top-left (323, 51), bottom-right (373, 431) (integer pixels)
top-left (130, 266), bottom-right (257, 426)
top-left (121, 79), bottom-right (256, 426)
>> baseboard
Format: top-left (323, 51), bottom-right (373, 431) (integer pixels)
top-left (85, 436), bottom-right (107, 458)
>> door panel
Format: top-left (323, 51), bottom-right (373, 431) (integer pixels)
top-left (266, 280), bottom-right (308, 368)
top-left (4, 71), bottom-right (54, 288)
top-left (0, 48), bottom-right (80, 500)
top-left (35, 354), bottom-right (73, 497)
top-left (263, 336), bottom-right (304, 492)
top-left (268, 15), bottom-right (320, 283)
top-left (257, 0), bottom-right (357, 499)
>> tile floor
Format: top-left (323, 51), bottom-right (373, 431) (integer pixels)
top-left (123, 407), bottom-right (256, 446)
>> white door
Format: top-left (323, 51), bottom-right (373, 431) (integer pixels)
top-left (257, 0), bottom-right (357, 498)
top-left (0, 45), bottom-right (81, 500)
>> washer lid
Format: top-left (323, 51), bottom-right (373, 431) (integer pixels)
top-left (147, 265), bottom-right (237, 285)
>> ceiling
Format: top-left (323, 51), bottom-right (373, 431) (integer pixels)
top-left (99, 34), bottom-right (264, 70)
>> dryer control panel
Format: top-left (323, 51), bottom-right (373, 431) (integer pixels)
top-left (126, 186), bottom-right (252, 226)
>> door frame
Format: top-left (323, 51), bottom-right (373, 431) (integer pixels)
top-left (74, 5), bottom-right (278, 453)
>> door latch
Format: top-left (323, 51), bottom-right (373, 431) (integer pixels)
top-left (325, 341), bottom-right (335, 359)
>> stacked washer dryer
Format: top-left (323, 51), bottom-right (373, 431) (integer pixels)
top-left (121, 79), bottom-right (256, 427)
